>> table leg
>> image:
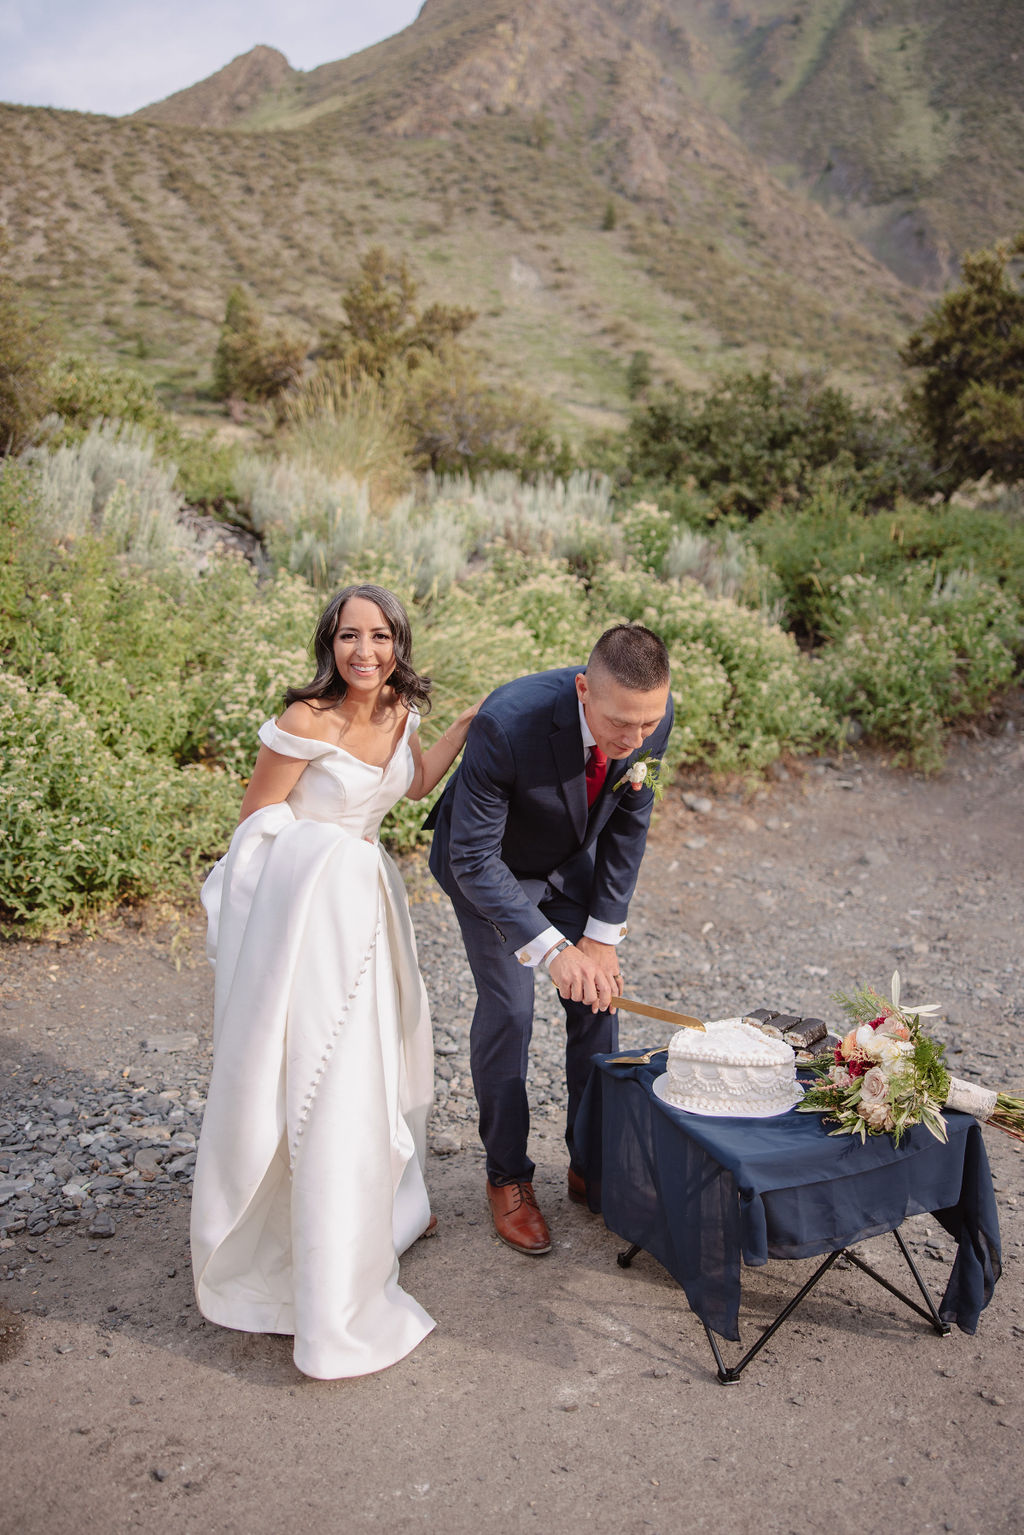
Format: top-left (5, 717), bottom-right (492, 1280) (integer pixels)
top-left (704, 1248), bottom-right (846, 1385)
top-left (615, 1225), bottom-right (952, 1384)
top-left (703, 1228), bottom-right (950, 1383)
top-left (842, 1230), bottom-right (952, 1337)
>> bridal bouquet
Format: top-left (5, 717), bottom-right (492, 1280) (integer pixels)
top-left (798, 971), bottom-right (1024, 1147)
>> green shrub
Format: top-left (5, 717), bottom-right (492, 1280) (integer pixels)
top-left (197, 568), bottom-right (320, 776)
top-left (0, 668), bottom-right (238, 934)
top-left (169, 429), bottom-right (245, 516)
top-left (4, 421), bottom-right (1019, 932)
top-left (36, 353), bottom-right (243, 516)
top-left (27, 421), bottom-right (203, 569)
top-left (625, 369), bottom-right (934, 515)
top-left (397, 344), bottom-right (571, 478)
top-left (213, 286), bottom-right (307, 404)
top-left (319, 247), bottom-right (477, 380)
top-left (274, 367), bottom-right (413, 503)
top-left (811, 569), bottom-right (1021, 769)
top-left (0, 243), bottom-right (54, 455)
top-left (45, 353), bottom-right (166, 440)
top-left (236, 455), bottom-right (370, 590)
top-left (753, 481), bottom-right (1024, 639)
top-left (902, 231), bottom-right (1024, 492)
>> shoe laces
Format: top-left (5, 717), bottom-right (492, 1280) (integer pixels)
top-left (506, 1181), bottom-right (539, 1212)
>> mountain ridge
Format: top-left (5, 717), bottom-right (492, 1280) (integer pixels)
top-left (131, 0), bottom-right (1019, 291)
top-left (136, 44), bottom-right (297, 130)
top-left (5, 0), bottom-right (1013, 419)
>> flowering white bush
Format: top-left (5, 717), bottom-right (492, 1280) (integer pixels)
top-left (813, 569), bottom-right (1019, 768)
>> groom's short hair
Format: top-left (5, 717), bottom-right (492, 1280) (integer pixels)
top-left (587, 624), bottom-right (669, 692)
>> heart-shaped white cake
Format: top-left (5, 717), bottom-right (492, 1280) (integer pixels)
top-left (653, 1017), bottom-right (804, 1118)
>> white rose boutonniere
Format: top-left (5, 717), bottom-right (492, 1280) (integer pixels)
top-left (613, 751), bottom-right (663, 799)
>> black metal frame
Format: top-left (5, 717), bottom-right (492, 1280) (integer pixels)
top-left (616, 1225), bottom-right (951, 1384)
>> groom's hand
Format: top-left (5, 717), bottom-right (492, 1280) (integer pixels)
top-left (550, 938), bottom-right (622, 1014)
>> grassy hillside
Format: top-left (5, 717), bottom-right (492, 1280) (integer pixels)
top-left (659, 0), bottom-right (1024, 288)
top-left (0, 0), bottom-right (927, 421)
top-left (143, 0), bottom-right (1024, 293)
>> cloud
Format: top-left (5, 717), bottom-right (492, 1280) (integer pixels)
top-left (0, 0), bottom-right (423, 115)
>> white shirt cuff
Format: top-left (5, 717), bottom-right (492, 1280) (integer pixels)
top-left (515, 925), bottom-right (564, 968)
top-left (584, 916), bottom-right (628, 946)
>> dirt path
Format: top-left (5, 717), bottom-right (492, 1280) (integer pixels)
top-left (2, 715), bottom-right (1023, 1535)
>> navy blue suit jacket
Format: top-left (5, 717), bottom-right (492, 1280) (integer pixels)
top-left (427, 667), bottom-right (673, 951)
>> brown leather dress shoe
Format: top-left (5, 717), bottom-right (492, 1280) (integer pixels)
top-left (567, 1167), bottom-right (589, 1206)
top-left (486, 1180), bottom-right (551, 1255)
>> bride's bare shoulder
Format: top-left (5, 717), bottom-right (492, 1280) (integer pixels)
top-left (275, 699), bottom-right (338, 742)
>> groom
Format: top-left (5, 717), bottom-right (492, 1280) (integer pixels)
top-left (427, 624), bottom-right (673, 1255)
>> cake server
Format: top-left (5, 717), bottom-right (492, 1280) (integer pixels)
top-left (604, 1043), bottom-right (673, 1066)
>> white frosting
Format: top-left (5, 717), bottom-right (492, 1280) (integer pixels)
top-left (653, 1018), bottom-right (803, 1118)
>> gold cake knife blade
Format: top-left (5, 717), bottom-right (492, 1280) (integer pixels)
top-left (611, 994), bottom-right (706, 1032)
top-left (549, 978), bottom-right (706, 1031)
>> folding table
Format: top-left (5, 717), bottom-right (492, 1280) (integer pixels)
top-left (574, 1052), bottom-right (1001, 1383)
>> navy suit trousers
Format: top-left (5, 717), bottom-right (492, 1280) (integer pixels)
top-left (451, 885), bottom-right (620, 1186)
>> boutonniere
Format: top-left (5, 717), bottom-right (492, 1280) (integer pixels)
top-left (613, 750), bottom-right (663, 799)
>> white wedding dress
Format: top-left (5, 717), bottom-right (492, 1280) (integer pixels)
top-left (190, 713), bottom-right (436, 1379)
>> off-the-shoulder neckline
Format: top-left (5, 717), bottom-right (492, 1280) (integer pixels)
top-left (265, 708), bottom-right (417, 773)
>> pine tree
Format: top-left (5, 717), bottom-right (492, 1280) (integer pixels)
top-left (901, 232), bottom-right (1024, 491)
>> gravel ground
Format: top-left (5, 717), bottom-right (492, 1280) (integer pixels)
top-left (1, 708), bottom-right (1023, 1534)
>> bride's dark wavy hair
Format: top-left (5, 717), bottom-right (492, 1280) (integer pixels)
top-left (283, 584), bottom-right (432, 714)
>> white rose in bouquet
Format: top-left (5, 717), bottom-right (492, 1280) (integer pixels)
top-left (860, 1066), bottom-right (889, 1105)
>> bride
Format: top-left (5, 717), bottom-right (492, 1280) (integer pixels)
top-left (190, 583), bottom-right (478, 1379)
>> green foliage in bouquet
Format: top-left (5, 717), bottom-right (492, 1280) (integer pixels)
top-left (798, 978), bottom-right (950, 1146)
top-left (801, 973), bottom-right (1024, 1147)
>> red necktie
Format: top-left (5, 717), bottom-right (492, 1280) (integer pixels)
top-left (585, 746), bottom-right (608, 808)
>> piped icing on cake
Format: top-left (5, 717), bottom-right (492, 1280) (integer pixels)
top-left (653, 1018), bottom-right (803, 1118)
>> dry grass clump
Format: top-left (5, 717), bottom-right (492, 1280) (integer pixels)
top-left (274, 368), bottom-right (414, 504)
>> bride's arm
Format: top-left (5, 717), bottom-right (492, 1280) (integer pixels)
top-left (236, 701), bottom-right (325, 822)
top-left (406, 701), bottom-right (482, 801)
top-left (237, 746), bottom-right (309, 822)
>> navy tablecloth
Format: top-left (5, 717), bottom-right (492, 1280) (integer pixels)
top-left (575, 1053), bottom-right (1001, 1342)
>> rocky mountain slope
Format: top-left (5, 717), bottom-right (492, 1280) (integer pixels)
top-left (2, 0), bottom-right (1017, 415)
top-left (139, 0), bottom-right (1023, 291)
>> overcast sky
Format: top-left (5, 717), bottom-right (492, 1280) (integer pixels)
top-left (0, 0), bottom-right (425, 116)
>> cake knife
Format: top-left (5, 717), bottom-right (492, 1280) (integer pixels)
top-left (611, 994), bottom-right (706, 1032)
top-left (549, 977), bottom-right (706, 1032)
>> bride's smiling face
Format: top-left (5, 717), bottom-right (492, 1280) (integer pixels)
top-left (332, 596), bottom-right (396, 696)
